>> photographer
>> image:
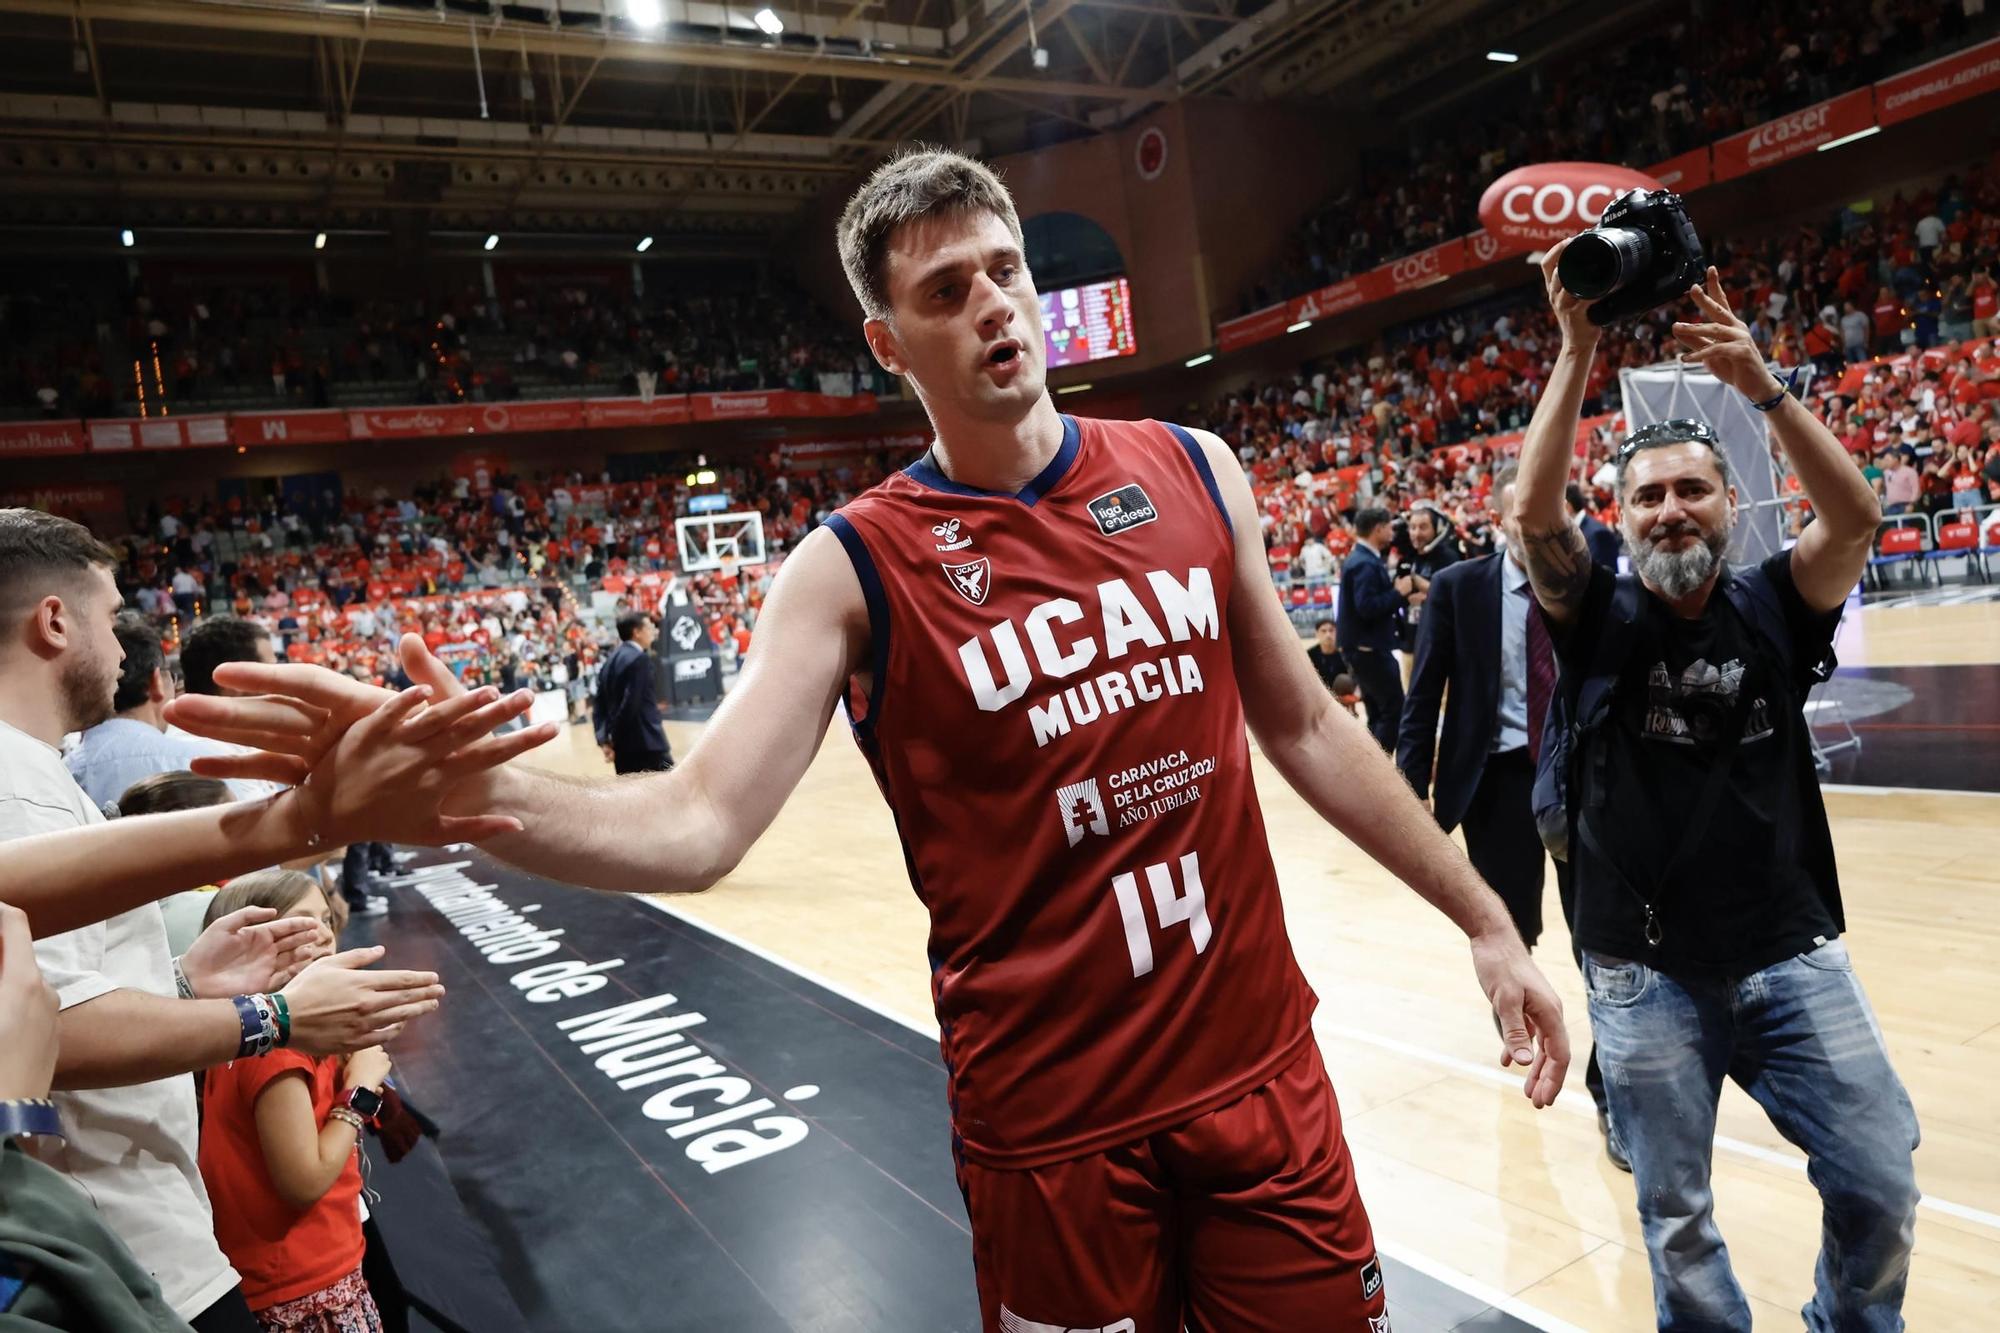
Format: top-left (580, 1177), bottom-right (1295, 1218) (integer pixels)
top-left (1515, 249), bottom-right (1916, 1331)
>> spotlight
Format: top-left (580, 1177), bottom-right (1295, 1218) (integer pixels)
top-left (1032, 46), bottom-right (1049, 69)
top-left (753, 8), bottom-right (783, 35)
top-left (1286, 320), bottom-right (1311, 334)
top-left (120, 228), bottom-right (134, 248)
top-left (636, 236), bottom-right (654, 252)
top-left (484, 233), bottom-right (499, 251)
top-left (627, 0), bottom-right (664, 27)
top-left (314, 231), bottom-right (327, 250)
top-left (1486, 50), bottom-right (1519, 63)
top-left (1185, 353), bottom-right (1213, 368)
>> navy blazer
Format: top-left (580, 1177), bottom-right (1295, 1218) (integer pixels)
top-left (1396, 553), bottom-right (1507, 832)
top-left (1580, 512), bottom-right (1624, 570)
top-left (1337, 544), bottom-right (1405, 655)
top-left (594, 641), bottom-right (669, 756)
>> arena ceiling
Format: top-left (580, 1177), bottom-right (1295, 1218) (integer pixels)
top-left (0, 0), bottom-right (1613, 247)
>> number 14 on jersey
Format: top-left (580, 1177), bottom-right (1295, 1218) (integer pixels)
top-left (1111, 850), bottom-right (1213, 978)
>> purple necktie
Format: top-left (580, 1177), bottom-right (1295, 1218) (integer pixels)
top-left (1519, 583), bottom-right (1556, 764)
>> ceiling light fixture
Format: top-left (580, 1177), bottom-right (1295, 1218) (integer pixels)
top-left (753, 8), bottom-right (784, 35)
top-left (1486, 50), bottom-right (1519, 63)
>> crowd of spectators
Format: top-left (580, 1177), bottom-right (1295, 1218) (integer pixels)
top-left (1201, 168), bottom-right (2000, 596)
top-left (1241, 0), bottom-right (1997, 313)
top-left (1, 265), bottom-right (880, 420)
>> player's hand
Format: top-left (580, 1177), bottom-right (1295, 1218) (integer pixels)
top-left (1541, 238), bottom-right (1601, 352)
top-left (1470, 930), bottom-right (1570, 1108)
top-left (1672, 265), bottom-right (1783, 401)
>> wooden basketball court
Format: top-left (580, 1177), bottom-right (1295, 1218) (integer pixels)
top-left (521, 592), bottom-right (2000, 1331)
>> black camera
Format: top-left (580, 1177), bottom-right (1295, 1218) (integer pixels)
top-left (1557, 188), bottom-right (1706, 325)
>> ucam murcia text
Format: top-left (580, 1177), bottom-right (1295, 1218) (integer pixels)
top-left (955, 567), bottom-right (1220, 748)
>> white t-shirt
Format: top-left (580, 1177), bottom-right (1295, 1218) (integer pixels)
top-left (0, 718), bottom-right (239, 1319)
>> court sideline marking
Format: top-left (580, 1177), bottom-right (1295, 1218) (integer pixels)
top-left (638, 896), bottom-right (1589, 1333)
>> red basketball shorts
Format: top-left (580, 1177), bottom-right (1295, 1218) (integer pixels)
top-left (955, 1039), bottom-right (1389, 1332)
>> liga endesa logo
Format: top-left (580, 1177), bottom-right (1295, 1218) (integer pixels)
top-left (1476, 162), bottom-right (1664, 245)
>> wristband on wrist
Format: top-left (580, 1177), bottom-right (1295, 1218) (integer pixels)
top-left (173, 956), bottom-right (194, 1000)
top-left (1751, 364), bottom-right (1805, 413)
top-left (0, 1098), bottom-right (65, 1142)
top-left (327, 1106), bottom-right (366, 1133)
top-left (272, 992), bottom-right (292, 1048)
top-left (231, 993), bottom-right (281, 1060)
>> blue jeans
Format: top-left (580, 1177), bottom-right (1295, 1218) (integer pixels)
top-left (1584, 940), bottom-right (1919, 1332)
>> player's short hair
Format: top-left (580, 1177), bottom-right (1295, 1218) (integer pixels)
top-left (837, 146), bottom-right (1026, 323)
top-left (180, 614), bottom-right (270, 697)
top-left (1564, 482), bottom-right (1588, 513)
top-left (112, 611), bottom-right (165, 712)
top-left (616, 610), bottom-right (653, 642)
top-left (1354, 507), bottom-right (1392, 539)
top-left (1314, 619), bottom-right (1335, 631)
top-left (0, 507), bottom-right (117, 629)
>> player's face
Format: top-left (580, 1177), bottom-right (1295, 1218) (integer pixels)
top-left (867, 209), bottom-right (1044, 426)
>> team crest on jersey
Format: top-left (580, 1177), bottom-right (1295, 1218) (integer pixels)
top-left (1087, 484), bottom-right (1159, 537)
top-left (942, 557), bottom-right (992, 606)
top-left (1056, 777), bottom-right (1110, 846)
top-left (998, 1308), bottom-right (1135, 1333)
top-left (1368, 1315), bottom-right (1392, 1333)
top-left (931, 517), bottom-right (973, 552)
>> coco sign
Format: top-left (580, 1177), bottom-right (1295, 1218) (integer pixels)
top-left (1476, 162), bottom-right (1665, 246)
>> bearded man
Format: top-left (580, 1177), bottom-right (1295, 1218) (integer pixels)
top-left (1507, 251), bottom-right (1919, 1333)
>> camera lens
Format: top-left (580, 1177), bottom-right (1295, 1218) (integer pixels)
top-left (1559, 227), bottom-right (1654, 301)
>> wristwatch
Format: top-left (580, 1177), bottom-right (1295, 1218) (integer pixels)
top-left (340, 1086), bottom-right (385, 1124)
top-left (0, 1098), bottom-right (65, 1142)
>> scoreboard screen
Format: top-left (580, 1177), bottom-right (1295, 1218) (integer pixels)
top-left (1039, 277), bottom-right (1137, 368)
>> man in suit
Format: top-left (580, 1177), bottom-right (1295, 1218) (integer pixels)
top-left (1568, 483), bottom-right (1623, 569)
top-left (1400, 465), bottom-right (1625, 1168)
top-left (595, 610), bottom-right (673, 774)
top-left (1337, 507), bottom-right (1416, 752)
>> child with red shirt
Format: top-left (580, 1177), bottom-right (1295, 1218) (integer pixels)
top-left (199, 871), bottom-right (387, 1333)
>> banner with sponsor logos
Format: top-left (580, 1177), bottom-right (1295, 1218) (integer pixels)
top-left (1216, 302), bottom-right (1295, 354)
top-left (776, 430), bottom-right (932, 472)
top-left (1876, 34), bottom-right (2000, 125)
top-left (1376, 238), bottom-right (1469, 296)
top-left (0, 420), bottom-right (87, 456)
top-left (0, 482), bottom-right (124, 522)
top-left (46, 391), bottom-right (883, 454)
top-left (1713, 87), bottom-right (1875, 181)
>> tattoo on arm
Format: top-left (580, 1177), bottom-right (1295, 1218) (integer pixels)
top-left (1519, 523), bottom-right (1592, 618)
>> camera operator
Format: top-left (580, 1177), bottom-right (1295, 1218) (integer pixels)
top-left (1515, 250), bottom-right (1915, 1332)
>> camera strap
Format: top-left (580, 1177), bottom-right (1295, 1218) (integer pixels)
top-left (1574, 609), bottom-right (1764, 951)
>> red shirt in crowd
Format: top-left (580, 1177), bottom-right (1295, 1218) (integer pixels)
top-left (199, 1051), bottom-right (365, 1310)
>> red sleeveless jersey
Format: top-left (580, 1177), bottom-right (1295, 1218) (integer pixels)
top-left (826, 414), bottom-right (1317, 1169)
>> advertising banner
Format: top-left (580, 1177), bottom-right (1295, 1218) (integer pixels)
top-left (1713, 87), bottom-right (1875, 181)
top-left (0, 421), bottom-right (87, 456)
top-left (1876, 35), bottom-right (2000, 126)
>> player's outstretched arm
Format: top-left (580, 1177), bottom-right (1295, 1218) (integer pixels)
top-left (1187, 428), bottom-right (1570, 1108)
top-left (168, 526), bottom-right (869, 897)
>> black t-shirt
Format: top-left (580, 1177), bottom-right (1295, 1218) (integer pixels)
top-left (1307, 643), bottom-right (1347, 689)
top-left (1556, 551), bottom-right (1845, 977)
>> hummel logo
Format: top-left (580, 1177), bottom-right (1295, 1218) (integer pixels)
top-left (932, 517), bottom-right (973, 552)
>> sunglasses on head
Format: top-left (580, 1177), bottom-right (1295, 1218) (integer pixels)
top-left (1617, 418), bottom-right (1721, 464)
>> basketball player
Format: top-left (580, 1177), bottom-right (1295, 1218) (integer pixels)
top-left (169, 149), bottom-right (1569, 1333)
